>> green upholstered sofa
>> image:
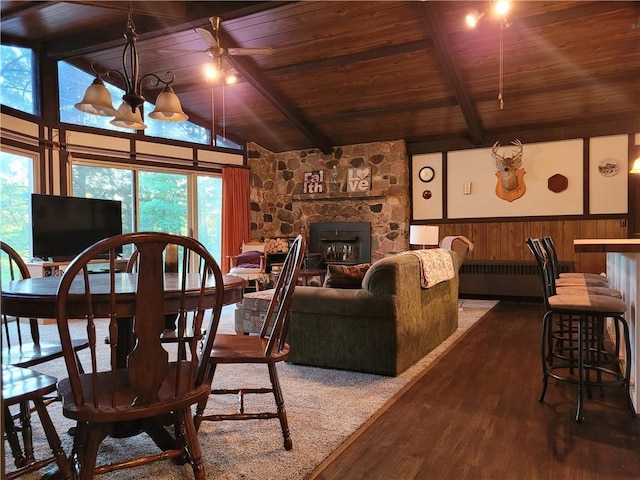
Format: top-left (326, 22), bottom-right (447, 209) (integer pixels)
top-left (288, 251), bottom-right (459, 376)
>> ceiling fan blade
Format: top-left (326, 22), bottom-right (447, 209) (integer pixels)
top-left (195, 27), bottom-right (218, 48)
top-left (227, 47), bottom-right (275, 56)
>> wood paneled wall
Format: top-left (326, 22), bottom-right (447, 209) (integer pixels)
top-left (436, 218), bottom-right (627, 275)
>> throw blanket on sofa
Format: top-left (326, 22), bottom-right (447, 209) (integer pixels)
top-left (404, 249), bottom-right (455, 288)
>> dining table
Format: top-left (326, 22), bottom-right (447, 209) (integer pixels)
top-left (1, 271), bottom-right (245, 319)
top-left (1, 271), bottom-right (246, 463)
top-left (1, 271), bottom-right (245, 367)
top-left (573, 238), bottom-right (640, 412)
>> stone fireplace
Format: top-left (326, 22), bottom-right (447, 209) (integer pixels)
top-left (247, 140), bottom-right (410, 262)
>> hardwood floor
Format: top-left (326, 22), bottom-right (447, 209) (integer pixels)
top-left (308, 301), bottom-right (640, 480)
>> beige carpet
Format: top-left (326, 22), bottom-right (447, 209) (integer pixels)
top-left (5, 299), bottom-right (498, 480)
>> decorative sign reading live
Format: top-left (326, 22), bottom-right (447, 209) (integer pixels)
top-left (303, 170), bottom-right (324, 193)
top-left (347, 167), bottom-right (371, 192)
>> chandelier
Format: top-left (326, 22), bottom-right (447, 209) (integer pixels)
top-left (74, 3), bottom-right (188, 130)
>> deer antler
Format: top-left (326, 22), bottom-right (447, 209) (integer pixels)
top-left (491, 141), bottom-right (504, 161)
top-left (511, 139), bottom-right (523, 156)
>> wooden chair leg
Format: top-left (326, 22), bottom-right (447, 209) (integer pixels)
top-left (178, 408), bottom-right (206, 480)
top-left (4, 404), bottom-right (26, 468)
top-left (194, 364), bottom-right (217, 431)
top-left (19, 400), bottom-right (35, 464)
top-left (33, 397), bottom-right (73, 480)
top-left (73, 422), bottom-right (109, 480)
top-left (268, 364), bottom-right (292, 450)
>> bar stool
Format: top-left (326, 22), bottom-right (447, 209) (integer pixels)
top-left (526, 238), bottom-right (634, 421)
top-left (542, 236), bottom-right (609, 287)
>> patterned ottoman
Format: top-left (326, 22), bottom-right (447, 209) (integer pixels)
top-left (234, 289), bottom-right (275, 334)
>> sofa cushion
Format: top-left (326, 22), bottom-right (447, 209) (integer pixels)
top-left (323, 263), bottom-right (371, 289)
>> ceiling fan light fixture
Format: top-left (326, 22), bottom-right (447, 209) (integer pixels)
top-left (225, 73), bottom-right (237, 85)
top-left (494, 1), bottom-right (511, 18)
top-left (149, 86), bottom-right (189, 121)
top-left (204, 63), bottom-right (221, 81)
top-left (110, 102), bottom-right (147, 130)
top-left (74, 77), bottom-right (118, 116)
top-left (465, 10), bottom-right (484, 28)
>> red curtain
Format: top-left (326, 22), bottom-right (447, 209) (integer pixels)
top-left (221, 167), bottom-right (251, 273)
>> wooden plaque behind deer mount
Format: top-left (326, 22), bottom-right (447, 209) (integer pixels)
top-left (492, 140), bottom-right (526, 202)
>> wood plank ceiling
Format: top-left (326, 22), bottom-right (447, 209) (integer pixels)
top-left (1, 1), bottom-right (639, 154)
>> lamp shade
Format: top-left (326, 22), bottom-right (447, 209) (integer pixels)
top-left (409, 225), bottom-right (440, 247)
top-left (110, 102), bottom-right (147, 130)
top-left (630, 157), bottom-right (640, 174)
top-left (74, 77), bottom-right (118, 117)
top-left (148, 86), bottom-right (189, 122)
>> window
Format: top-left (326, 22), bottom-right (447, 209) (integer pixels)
top-left (72, 164), bottom-right (135, 233)
top-left (0, 149), bottom-right (36, 265)
top-left (71, 161), bottom-right (222, 263)
top-left (59, 61), bottom-right (209, 143)
top-left (0, 45), bottom-right (36, 114)
top-left (138, 171), bottom-right (188, 235)
top-left (197, 175), bottom-right (223, 260)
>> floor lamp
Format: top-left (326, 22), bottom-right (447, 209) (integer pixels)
top-left (409, 225), bottom-right (440, 249)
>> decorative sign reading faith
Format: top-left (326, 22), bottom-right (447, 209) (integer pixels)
top-left (347, 167), bottom-right (371, 192)
top-left (303, 170), bottom-right (324, 193)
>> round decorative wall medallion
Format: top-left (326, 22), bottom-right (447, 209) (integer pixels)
top-left (418, 166), bottom-right (435, 183)
top-left (598, 158), bottom-right (619, 177)
top-left (547, 173), bottom-right (568, 193)
top-left (422, 190), bottom-right (432, 199)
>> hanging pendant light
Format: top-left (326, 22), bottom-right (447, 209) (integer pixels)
top-left (110, 102), bottom-right (147, 130)
top-left (74, 77), bottom-right (118, 116)
top-left (149, 86), bottom-right (188, 121)
top-left (74, 2), bottom-right (187, 129)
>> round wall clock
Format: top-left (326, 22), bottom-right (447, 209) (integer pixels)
top-left (418, 166), bottom-right (435, 183)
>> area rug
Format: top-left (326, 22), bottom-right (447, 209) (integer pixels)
top-left (5, 298), bottom-right (498, 480)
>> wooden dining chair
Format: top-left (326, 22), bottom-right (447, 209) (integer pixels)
top-left (1, 241), bottom-right (88, 471)
top-left (195, 234), bottom-right (305, 450)
top-left (1, 241), bottom-right (89, 369)
top-left (54, 232), bottom-right (225, 480)
top-left (3, 365), bottom-right (73, 480)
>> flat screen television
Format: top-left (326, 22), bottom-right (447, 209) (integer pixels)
top-left (31, 194), bottom-right (123, 261)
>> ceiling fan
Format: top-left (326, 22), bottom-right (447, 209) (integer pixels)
top-left (185, 16), bottom-right (274, 85)
top-left (195, 16), bottom-right (275, 59)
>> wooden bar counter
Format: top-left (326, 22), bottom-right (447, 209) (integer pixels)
top-left (574, 238), bottom-right (640, 412)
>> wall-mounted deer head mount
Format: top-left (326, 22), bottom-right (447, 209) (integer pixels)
top-left (491, 139), bottom-right (526, 202)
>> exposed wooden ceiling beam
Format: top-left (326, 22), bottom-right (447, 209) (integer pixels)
top-left (69, 1), bottom-right (187, 19)
top-left (0, 0), bottom-right (59, 21)
top-left (44, 1), bottom-right (289, 60)
top-left (407, 113), bottom-right (640, 155)
top-left (418, 2), bottom-right (484, 146)
top-left (226, 52), bottom-right (334, 155)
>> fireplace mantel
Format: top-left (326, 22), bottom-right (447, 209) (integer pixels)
top-left (292, 189), bottom-right (388, 201)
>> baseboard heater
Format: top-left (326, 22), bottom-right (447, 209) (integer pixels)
top-left (459, 260), bottom-right (574, 298)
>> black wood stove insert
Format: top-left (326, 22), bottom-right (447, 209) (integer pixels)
top-left (308, 222), bottom-right (371, 267)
